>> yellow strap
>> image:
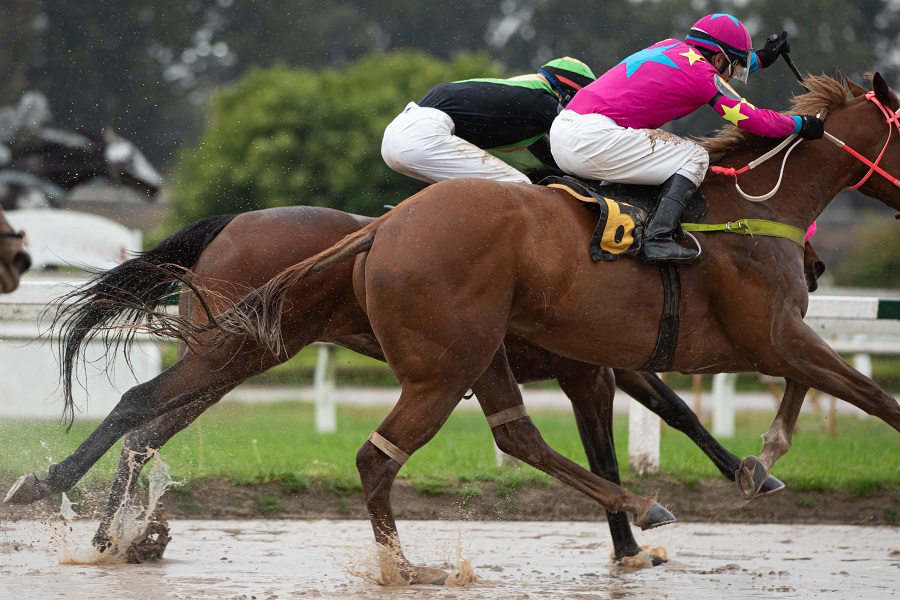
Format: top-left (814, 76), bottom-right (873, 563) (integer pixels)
top-left (547, 183), bottom-right (600, 204)
top-left (682, 218), bottom-right (805, 247)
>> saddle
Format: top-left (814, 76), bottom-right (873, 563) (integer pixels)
top-left (538, 175), bottom-right (708, 261)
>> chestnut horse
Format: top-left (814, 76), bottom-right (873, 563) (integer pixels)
top-left (7, 204), bottom-right (811, 565)
top-left (187, 75), bottom-right (900, 582)
top-left (0, 209), bottom-right (30, 292)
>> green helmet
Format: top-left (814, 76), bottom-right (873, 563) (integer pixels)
top-left (538, 57), bottom-right (596, 105)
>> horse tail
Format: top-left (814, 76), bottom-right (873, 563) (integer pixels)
top-left (212, 220), bottom-right (379, 355)
top-left (52, 214), bottom-right (237, 429)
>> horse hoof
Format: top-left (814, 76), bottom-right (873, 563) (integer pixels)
top-left (757, 474), bottom-right (785, 496)
top-left (407, 566), bottom-right (450, 585)
top-left (736, 456), bottom-right (769, 500)
top-left (4, 474), bottom-right (51, 504)
top-left (635, 503), bottom-right (676, 530)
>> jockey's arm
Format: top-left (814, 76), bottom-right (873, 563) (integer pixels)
top-left (707, 75), bottom-right (801, 138)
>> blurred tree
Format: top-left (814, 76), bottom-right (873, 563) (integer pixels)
top-left (3, 0), bottom-right (894, 175)
top-left (169, 51), bottom-right (501, 225)
top-left (832, 218), bottom-right (900, 288)
top-left (0, 1), bottom-right (45, 106)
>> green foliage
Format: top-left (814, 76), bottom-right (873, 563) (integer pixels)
top-left (831, 218), bottom-right (900, 288)
top-left (169, 50), bottom-right (501, 224)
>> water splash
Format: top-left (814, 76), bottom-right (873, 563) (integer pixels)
top-left (52, 449), bottom-right (177, 565)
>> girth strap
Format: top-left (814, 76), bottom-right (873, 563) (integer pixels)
top-left (368, 431), bottom-right (410, 466)
top-left (682, 219), bottom-right (805, 246)
top-left (640, 264), bottom-right (681, 373)
top-left (486, 405), bottom-right (530, 428)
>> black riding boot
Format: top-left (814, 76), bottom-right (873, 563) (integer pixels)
top-left (643, 174), bottom-right (700, 265)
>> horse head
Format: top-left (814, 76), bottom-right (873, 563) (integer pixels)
top-left (0, 208), bottom-right (30, 292)
top-left (103, 130), bottom-right (164, 200)
top-left (843, 72), bottom-right (900, 217)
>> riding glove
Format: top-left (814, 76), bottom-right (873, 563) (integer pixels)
top-left (797, 115), bottom-right (825, 140)
top-left (756, 31), bottom-right (791, 69)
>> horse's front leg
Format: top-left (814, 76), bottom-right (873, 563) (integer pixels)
top-left (736, 379), bottom-right (808, 499)
top-left (555, 364), bottom-right (666, 566)
top-left (614, 369), bottom-right (784, 495)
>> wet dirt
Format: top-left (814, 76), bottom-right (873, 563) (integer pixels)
top-left (1, 519), bottom-right (896, 599)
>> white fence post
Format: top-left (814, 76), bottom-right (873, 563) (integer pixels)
top-left (711, 373), bottom-right (737, 438)
top-left (628, 397), bottom-right (660, 475)
top-left (314, 343), bottom-right (337, 433)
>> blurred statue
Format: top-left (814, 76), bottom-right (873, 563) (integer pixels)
top-left (0, 92), bottom-right (163, 209)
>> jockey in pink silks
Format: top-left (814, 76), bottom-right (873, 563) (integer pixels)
top-left (550, 14), bottom-right (826, 264)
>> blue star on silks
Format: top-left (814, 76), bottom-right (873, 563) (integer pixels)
top-left (619, 43), bottom-right (680, 77)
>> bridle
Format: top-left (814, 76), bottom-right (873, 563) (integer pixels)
top-left (827, 90), bottom-right (900, 192)
top-left (0, 230), bottom-right (24, 240)
top-left (712, 90), bottom-right (900, 215)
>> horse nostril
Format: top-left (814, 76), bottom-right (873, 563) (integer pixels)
top-left (14, 251), bottom-right (31, 274)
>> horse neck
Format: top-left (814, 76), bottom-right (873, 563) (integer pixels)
top-left (704, 99), bottom-right (886, 228)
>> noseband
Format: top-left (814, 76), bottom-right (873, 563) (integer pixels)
top-left (0, 231), bottom-right (24, 239)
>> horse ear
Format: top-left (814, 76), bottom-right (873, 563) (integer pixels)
top-left (871, 72), bottom-right (899, 111)
top-left (844, 75), bottom-right (867, 98)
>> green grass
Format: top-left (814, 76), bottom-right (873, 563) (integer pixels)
top-left (1, 402), bottom-right (898, 497)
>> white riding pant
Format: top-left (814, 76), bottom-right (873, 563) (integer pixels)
top-left (381, 102), bottom-right (531, 184)
top-left (550, 110), bottom-right (709, 187)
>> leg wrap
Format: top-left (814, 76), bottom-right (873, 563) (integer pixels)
top-left (486, 405), bottom-right (529, 428)
top-left (368, 431), bottom-right (410, 466)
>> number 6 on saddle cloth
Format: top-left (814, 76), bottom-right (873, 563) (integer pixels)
top-left (540, 175), bottom-right (708, 261)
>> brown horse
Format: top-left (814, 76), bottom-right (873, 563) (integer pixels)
top-left (0, 209), bottom-right (30, 292)
top-left (6, 203), bottom-right (810, 566)
top-left (183, 75), bottom-right (900, 582)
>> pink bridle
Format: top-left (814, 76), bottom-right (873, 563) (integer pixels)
top-left (829, 90), bottom-right (900, 193)
top-left (712, 90), bottom-right (900, 218)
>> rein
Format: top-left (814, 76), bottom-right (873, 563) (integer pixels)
top-left (692, 91), bottom-right (900, 244)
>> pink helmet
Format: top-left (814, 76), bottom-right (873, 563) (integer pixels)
top-left (686, 13), bottom-right (752, 81)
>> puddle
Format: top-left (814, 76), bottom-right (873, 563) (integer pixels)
top-left (0, 520), bottom-right (896, 598)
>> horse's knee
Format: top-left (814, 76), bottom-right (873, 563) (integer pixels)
top-left (492, 422), bottom-right (542, 462)
top-left (356, 440), bottom-right (401, 489)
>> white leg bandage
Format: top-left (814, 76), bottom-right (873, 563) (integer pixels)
top-left (486, 405), bottom-right (530, 428)
top-left (368, 431), bottom-right (410, 466)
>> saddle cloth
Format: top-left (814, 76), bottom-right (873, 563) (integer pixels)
top-left (538, 175), bottom-right (708, 261)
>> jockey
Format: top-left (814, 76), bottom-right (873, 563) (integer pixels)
top-left (381, 57), bottom-right (596, 184)
top-left (550, 14), bottom-right (825, 265)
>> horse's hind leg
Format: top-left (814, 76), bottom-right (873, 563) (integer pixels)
top-left (473, 346), bottom-right (675, 531)
top-left (5, 343), bottom-right (256, 505)
top-left (614, 369), bottom-right (784, 494)
top-left (356, 381), bottom-right (466, 585)
top-left (91, 390), bottom-right (225, 557)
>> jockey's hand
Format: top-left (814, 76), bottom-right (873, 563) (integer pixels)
top-left (797, 115), bottom-right (825, 140)
top-left (756, 31), bottom-right (791, 68)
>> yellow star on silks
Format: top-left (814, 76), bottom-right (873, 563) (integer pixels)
top-left (680, 48), bottom-right (704, 66)
top-left (722, 102), bottom-right (750, 126)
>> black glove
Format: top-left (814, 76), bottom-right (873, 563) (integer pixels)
top-left (756, 31), bottom-right (791, 69)
top-left (797, 115), bottom-right (824, 140)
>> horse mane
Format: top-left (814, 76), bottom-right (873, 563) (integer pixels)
top-left (699, 74), bottom-right (852, 162)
